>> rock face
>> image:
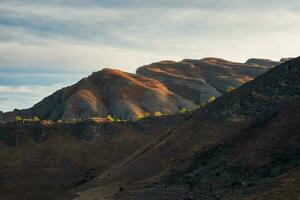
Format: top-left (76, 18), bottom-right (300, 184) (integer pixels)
top-left (3, 57), bottom-right (279, 121)
top-left (4, 69), bottom-right (194, 121)
top-left (137, 57), bottom-right (278, 103)
top-left (67, 57), bottom-right (300, 200)
top-left (245, 58), bottom-right (280, 67)
top-left (280, 57), bottom-right (295, 62)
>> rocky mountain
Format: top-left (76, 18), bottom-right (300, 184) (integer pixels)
top-left (137, 57), bottom-right (279, 103)
top-left (3, 57), bottom-right (280, 122)
top-left (244, 58), bottom-right (280, 67)
top-left (4, 69), bottom-right (194, 121)
top-left (64, 57), bottom-right (300, 199)
top-left (280, 57), bottom-right (295, 62)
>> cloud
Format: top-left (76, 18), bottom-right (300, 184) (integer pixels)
top-left (0, 84), bottom-right (65, 111)
top-left (0, 85), bottom-right (34, 93)
top-left (0, 7), bottom-right (299, 71)
top-left (0, 40), bottom-right (178, 73)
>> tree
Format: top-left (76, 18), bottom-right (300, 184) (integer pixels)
top-left (180, 108), bottom-right (188, 113)
top-left (15, 115), bottom-right (22, 122)
top-left (208, 96), bottom-right (216, 103)
top-left (107, 115), bottom-right (115, 122)
top-left (71, 118), bottom-right (78, 123)
top-left (154, 111), bottom-right (163, 117)
top-left (227, 86), bottom-right (236, 92)
top-left (32, 116), bottom-right (40, 122)
top-left (135, 113), bottom-right (145, 120)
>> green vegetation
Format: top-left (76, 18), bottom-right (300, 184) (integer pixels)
top-left (208, 96), bottom-right (216, 103)
top-left (15, 115), bottom-right (23, 122)
top-left (32, 116), bottom-right (40, 122)
top-left (227, 86), bottom-right (236, 92)
top-left (71, 118), bottom-right (82, 123)
top-left (135, 113), bottom-right (145, 120)
top-left (107, 115), bottom-right (115, 122)
top-left (0, 132), bottom-right (9, 140)
top-left (154, 111), bottom-right (163, 117)
top-left (180, 108), bottom-right (189, 113)
top-left (134, 112), bottom-right (152, 121)
top-left (195, 104), bottom-right (202, 109)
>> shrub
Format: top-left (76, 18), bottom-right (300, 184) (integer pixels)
top-left (135, 113), bottom-right (145, 120)
top-left (180, 108), bottom-right (188, 113)
top-left (154, 111), bottom-right (163, 117)
top-left (32, 116), bottom-right (40, 122)
top-left (71, 118), bottom-right (78, 123)
top-left (208, 96), bottom-right (216, 103)
top-left (227, 86), bottom-right (236, 92)
top-left (107, 115), bottom-right (115, 122)
top-left (15, 115), bottom-right (22, 122)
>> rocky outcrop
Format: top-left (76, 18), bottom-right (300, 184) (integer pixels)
top-left (137, 57), bottom-right (278, 103)
top-left (4, 69), bottom-right (194, 121)
top-left (245, 58), bottom-right (280, 67)
top-left (280, 57), bottom-right (295, 62)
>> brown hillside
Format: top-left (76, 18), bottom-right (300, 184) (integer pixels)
top-left (4, 69), bottom-right (194, 121)
top-left (4, 57), bottom-right (278, 122)
top-left (68, 57), bottom-right (300, 200)
top-left (137, 57), bottom-right (279, 103)
top-left (0, 114), bottom-right (185, 200)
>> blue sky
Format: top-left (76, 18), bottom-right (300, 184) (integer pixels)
top-left (0, 0), bottom-right (300, 111)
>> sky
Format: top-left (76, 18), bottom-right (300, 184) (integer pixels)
top-left (0, 0), bottom-right (300, 111)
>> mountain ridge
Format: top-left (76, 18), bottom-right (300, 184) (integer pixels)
top-left (64, 56), bottom-right (300, 200)
top-left (3, 57), bottom-right (281, 122)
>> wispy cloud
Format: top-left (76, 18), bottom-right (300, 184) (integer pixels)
top-left (1, 1), bottom-right (300, 70)
top-left (0, 84), bottom-right (65, 111)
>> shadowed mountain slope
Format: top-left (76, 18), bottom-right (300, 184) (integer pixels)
top-left (137, 58), bottom-right (279, 103)
top-left (67, 57), bottom-right (300, 200)
top-left (0, 114), bottom-right (186, 200)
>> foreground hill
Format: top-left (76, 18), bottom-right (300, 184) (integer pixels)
top-left (0, 114), bottom-right (185, 200)
top-left (137, 58), bottom-right (279, 103)
top-left (66, 57), bottom-right (300, 199)
top-left (3, 58), bottom-right (279, 121)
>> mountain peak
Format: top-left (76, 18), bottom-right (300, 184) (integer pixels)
top-left (245, 58), bottom-right (280, 67)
